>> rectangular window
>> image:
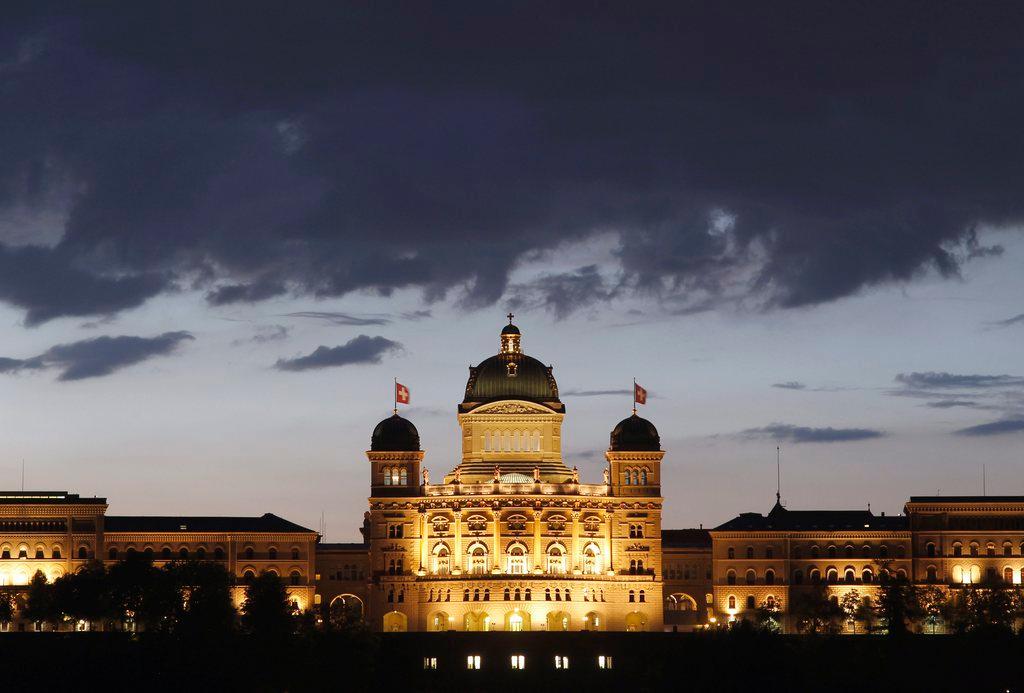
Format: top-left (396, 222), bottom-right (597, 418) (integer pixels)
top-left (598, 655), bottom-right (613, 670)
top-left (510, 655), bottom-right (525, 670)
top-left (467, 655), bottom-right (481, 670)
top-left (554, 655), bottom-right (569, 669)
top-left (423, 657), bottom-right (437, 670)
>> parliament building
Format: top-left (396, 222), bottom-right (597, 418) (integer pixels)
top-left (2, 319), bottom-right (1023, 634)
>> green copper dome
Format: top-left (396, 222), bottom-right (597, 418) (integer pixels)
top-left (460, 319), bottom-right (563, 413)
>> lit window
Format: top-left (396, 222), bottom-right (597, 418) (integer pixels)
top-left (423, 657), bottom-right (437, 670)
top-left (555, 655), bottom-right (569, 669)
top-left (598, 655), bottom-right (613, 670)
top-left (510, 655), bottom-right (525, 670)
top-left (467, 655), bottom-right (481, 670)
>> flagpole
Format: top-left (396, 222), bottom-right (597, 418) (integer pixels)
top-left (393, 377), bottom-right (398, 415)
top-left (632, 377), bottom-right (637, 415)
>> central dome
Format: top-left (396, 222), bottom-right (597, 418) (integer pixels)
top-left (460, 319), bottom-right (563, 413)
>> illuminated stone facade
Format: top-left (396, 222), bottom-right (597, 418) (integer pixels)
top-left (362, 320), bottom-right (666, 632)
top-left (0, 491), bottom-right (318, 628)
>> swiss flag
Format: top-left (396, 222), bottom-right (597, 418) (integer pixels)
top-left (634, 382), bottom-right (647, 406)
top-left (395, 382), bottom-right (410, 405)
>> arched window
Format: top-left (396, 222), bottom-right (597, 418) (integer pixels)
top-left (623, 469), bottom-right (631, 485)
top-left (878, 545), bottom-right (888, 558)
top-left (582, 543), bottom-right (601, 575)
top-left (506, 544), bottom-right (527, 574)
top-left (638, 590), bottom-right (645, 603)
top-left (546, 544), bottom-right (566, 574)
top-left (469, 544), bottom-right (488, 575)
top-left (1004, 567), bottom-right (1014, 584)
top-left (969, 542), bottom-right (978, 557)
top-left (926, 542), bottom-right (936, 557)
top-left (290, 571), bottom-right (301, 586)
top-left (765, 569), bottom-right (775, 586)
top-left (809, 569), bottom-right (821, 584)
top-left (640, 469), bottom-right (648, 485)
top-left (195, 547), bottom-right (206, 560)
top-left (810, 546), bottom-right (820, 558)
top-left (143, 547), bottom-right (154, 559)
top-left (214, 547), bottom-right (224, 560)
top-left (727, 547), bottom-right (735, 559)
top-left (52, 547), bottom-right (61, 559)
top-left (108, 548), bottom-right (118, 560)
top-left (243, 570), bottom-right (256, 583)
top-left (179, 547), bottom-right (189, 559)
top-left (78, 546), bottom-right (87, 559)
top-left (245, 547), bottom-right (254, 560)
top-left (952, 542), bottom-right (962, 557)
top-left (268, 547), bottom-right (277, 560)
top-left (861, 545), bottom-right (871, 558)
top-left (399, 468), bottom-right (408, 485)
top-left (515, 588), bottom-right (521, 600)
top-left (504, 588), bottom-right (510, 601)
top-left (291, 548), bottom-right (300, 560)
top-left (726, 569), bottom-right (736, 585)
top-left (727, 595), bottom-right (736, 610)
top-left (862, 568), bottom-right (874, 584)
top-left (433, 545), bottom-right (451, 575)
top-left (827, 545), bottom-right (837, 559)
top-left (745, 595), bottom-right (755, 610)
top-left (845, 568), bottom-right (855, 584)
top-left (792, 569), bottom-right (803, 585)
top-left (545, 588), bottom-right (551, 601)
top-left (1004, 542), bottom-right (1013, 557)
top-left (826, 568), bottom-right (839, 584)
top-left (631, 470), bottom-right (639, 485)
top-left (845, 545), bottom-right (854, 558)
top-left (162, 547), bottom-right (172, 560)
top-left (628, 590), bottom-right (635, 603)
top-left (745, 569), bottom-right (755, 585)
top-left (926, 566), bottom-right (937, 583)
top-left (987, 543), bottom-right (996, 557)
top-left (745, 546), bottom-right (754, 559)
top-left (525, 588), bottom-right (532, 601)
top-left (34, 547), bottom-right (43, 559)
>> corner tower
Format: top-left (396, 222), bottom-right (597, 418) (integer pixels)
top-left (368, 413), bottom-right (423, 496)
top-left (606, 413), bottom-right (663, 497)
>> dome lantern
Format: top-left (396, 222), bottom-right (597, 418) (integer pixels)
top-left (500, 313), bottom-right (522, 354)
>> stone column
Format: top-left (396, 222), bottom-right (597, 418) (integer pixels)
top-left (570, 511), bottom-right (580, 572)
top-left (533, 508), bottom-right (542, 571)
top-left (454, 511), bottom-right (463, 572)
top-left (491, 507), bottom-right (501, 573)
top-left (605, 509), bottom-right (614, 573)
top-left (419, 510), bottom-right (429, 572)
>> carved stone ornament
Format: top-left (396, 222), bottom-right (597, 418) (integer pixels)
top-left (480, 403), bottom-right (540, 414)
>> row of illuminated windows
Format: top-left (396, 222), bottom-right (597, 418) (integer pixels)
top-left (947, 565), bottom-right (1022, 585)
top-left (427, 541), bottom-right (603, 576)
top-left (381, 466), bottom-right (409, 486)
top-left (622, 467), bottom-right (651, 485)
top-left (726, 544), bottom-right (904, 560)
top-left (435, 655), bottom-right (612, 671)
top-left (105, 546), bottom-right (301, 561)
top-left (430, 514), bottom-right (604, 534)
top-left (937, 541), bottom-right (1024, 558)
top-left (726, 594), bottom-right (779, 611)
top-left (726, 567), bottom-right (909, 585)
top-left (240, 568), bottom-right (303, 585)
top-left (0, 545), bottom-right (64, 560)
top-left (483, 430), bottom-right (542, 452)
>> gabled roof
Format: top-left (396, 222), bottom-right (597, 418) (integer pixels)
top-left (661, 528), bottom-right (711, 548)
top-left (104, 513), bottom-right (314, 533)
top-left (714, 502), bottom-right (908, 532)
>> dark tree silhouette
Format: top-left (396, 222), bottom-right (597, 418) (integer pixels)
top-left (241, 571), bottom-right (295, 639)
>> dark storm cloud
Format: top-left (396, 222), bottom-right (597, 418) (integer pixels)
top-left (772, 381), bottom-right (806, 390)
top-left (0, 331), bottom-right (194, 380)
top-left (925, 399), bottom-right (980, 409)
top-left (2, 4), bottom-right (1024, 323)
top-left (282, 311), bottom-right (391, 326)
top-left (741, 424), bottom-right (885, 444)
top-left (954, 419), bottom-right (1024, 437)
top-left (988, 313), bottom-right (1024, 328)
top-left (206, 280), bottom-right (287, 306)
top-left (274, 335), bottom-right (401, 371)
top-left (895, 372), bottom-right (1024, 390)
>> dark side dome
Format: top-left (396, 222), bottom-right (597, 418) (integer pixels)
top-left (609, 414), bottom-right (660, 452)
top-left (371, 414), bottom-right (420, 451)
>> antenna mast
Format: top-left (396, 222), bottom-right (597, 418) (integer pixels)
top-left (776, 446), bottom-right (781, 505)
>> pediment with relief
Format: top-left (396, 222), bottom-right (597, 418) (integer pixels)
top-left (475, 401), bottom-right (550, 415)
